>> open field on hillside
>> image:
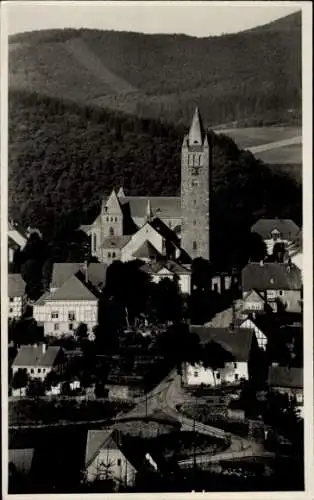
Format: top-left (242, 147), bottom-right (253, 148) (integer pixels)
top-left (215, 126), bottom-right (301, 149)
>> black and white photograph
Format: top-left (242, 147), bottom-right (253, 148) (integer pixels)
top-left (1, 1), bottom-right (313, 497)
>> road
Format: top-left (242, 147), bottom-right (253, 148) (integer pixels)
top-left (115, 370), bottom-right (271, 465)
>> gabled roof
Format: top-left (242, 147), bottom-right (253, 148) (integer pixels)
top-left (120, 197), bottom-right (181, 219)
top-left (50, 263), bottom-right (84, 289)
top-left (242, 289), bottom-right (266, 303)
top-left (133, 240), bottom-right (162, 260)
top-left (205, 302), bottom-right (244, 328)
top-left (188, 107), bottom-right (205, 146)
top-left (85, 429), bottom-right (120, 467)
top-left (102, 235), bottom-right (131, 249)
top-left (140, 259), bottom-right (190, 275)
top-left (13, 345), bottom-right (63, 368)
top-left (242, 262), bottom-right (302, 291)
top-left (8, 274), bottom-right (26, 297)
top-left (190, 325), bottom-right (254, 362)
top-left (36, 275), bottom-right (98, 303)
top-left (251, 219), bottom-right (300, 241)
top-left (268, 366), bottom-right (303, 389)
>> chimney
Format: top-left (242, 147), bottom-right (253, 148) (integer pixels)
top-left (42, 343), bottom-right (46, 354)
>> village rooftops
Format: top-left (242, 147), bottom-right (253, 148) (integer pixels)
top-left (8, 274), bottom-right (26, 298)
top-left (268, 366), bottom-right (303, 389)
top-left (190, 325), bottom-right (254, 362)
top-left (241, 262), bottom-right (302, 291)
top-left (36, 274), bottom-right (99, 304)
top-left (251, 218), bottom-right (300, 241)
top-left (140, 259), bottom-right (191, 275)
top-left (13, 345), bottom-right (64, 368)
top-left (50, 263), bottom-right (84, 289)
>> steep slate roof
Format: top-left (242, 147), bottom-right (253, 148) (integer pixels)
top-left (8, 274), bottom-right (26, 297)
top-left (85, 429), bottom-right (120, 467)
top-left (133, 240), bottom-right (163, 260)
top-left (13, 345), bottom-right (63, 368)
top-left (140, 259), bottom-right (190, 275)
top-left (205, 302), bottom-right (244, 328)
top-left (188, 107), bottom-right (205, 146)
top-left (268, 366), bottom-right (303, 389)
top-left (50, 263), bottom-right (84, 289)
top-left (36, 274), bottom-right (98, 303)
top-left (102, 235), bottom-right (131, 249)
top-left (120, 197), bottom-right (181, 219)
top-left (251, 219), bottom-right (300, 241)
top-left (190, 325), bottom-right (254, 362)
top-left (241, 262), bottom-right (302, 291)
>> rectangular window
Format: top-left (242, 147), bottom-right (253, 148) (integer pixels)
top-left (216, 373), bottom-right (220, 380)
top-left (235, 374), bottom-right (239, 381)
top-left (69, 323), bottom-right (74, 330)
top-left (54, 323), bottom-right (59, 331)
top-left (193, 241), bottom-right (197, 250)
top-left (68, 312), bottom-right (75, 321)
top-left (9, 298), bottom-right (14, 303)
top-left (51, 311), bottom-right (58, 319)
top-left (191, 179), bottom-right (199, 187)
top-left (117, 459), bottom-right (121, 466)
top-left (194, 371), bottom-right (198, 377)
top-left (9, 308), bottom-right (13, 313)
top-left (234, 363), bottom-right (237, 369)
top-left (38, 368), bottom-right (41, 373)
top-left (30, 369), bottom-right (34, 374)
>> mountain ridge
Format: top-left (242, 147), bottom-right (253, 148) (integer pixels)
top-left (9, 11), bottom-right (301, 126)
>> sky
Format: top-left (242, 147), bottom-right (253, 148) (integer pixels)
top-left (5, 1), bottom-right (302, 38)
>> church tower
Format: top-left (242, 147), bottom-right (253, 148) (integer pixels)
top-left (181, 107), bottom-right (211, 261)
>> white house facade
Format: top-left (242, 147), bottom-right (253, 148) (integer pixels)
top-left (185, 361), bottom-right (249, 387)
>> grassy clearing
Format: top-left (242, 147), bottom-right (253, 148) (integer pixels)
top-left (215, 127), bottom-right (301, 149)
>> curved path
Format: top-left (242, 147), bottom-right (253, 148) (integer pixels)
top-left (114, 370), bottom-right (271, 465)
top-left (249, 135), bottom-right (301, 154)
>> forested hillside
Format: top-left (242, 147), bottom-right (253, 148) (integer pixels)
top-left (9, 90), bottom-right (301, 267)
top-left (9, 11), bottom-right (301, 126)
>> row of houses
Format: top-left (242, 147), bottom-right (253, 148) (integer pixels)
top-left (8, 257), bottom-right (302, 338)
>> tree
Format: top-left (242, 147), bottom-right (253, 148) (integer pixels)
top-left (249, 232), bottom-right (267, 262)
top-left (27, 378), bottom-right (45, 397)
top-left (75, 322), bottom-right (89, 341)
top-left (150, 278), bottom-right (182, 324)
top-left (12, 369), bottom-right (29, 393)
top-left (201, 341), bottom-right (234, 387)
top-left (44, 370), bottom-right (60, 390)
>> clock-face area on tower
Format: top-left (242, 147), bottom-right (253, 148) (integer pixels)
top-left (180, 107), bottom-right (211, 261)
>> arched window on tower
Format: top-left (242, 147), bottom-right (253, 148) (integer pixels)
top-left (193, 241), bottom-right (197, 251)
top-left (109, 227), bottom-right (114, 236)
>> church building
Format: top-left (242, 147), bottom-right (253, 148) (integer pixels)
top-left (83, 107), bottom-right (212, 265)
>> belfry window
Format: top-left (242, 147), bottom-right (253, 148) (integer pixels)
top-left (193, 241), bottom-right (197, 251)
top-left (93, 233), bottom-right (97, 252)
top-left (109, 227), bottom-right (114, 236)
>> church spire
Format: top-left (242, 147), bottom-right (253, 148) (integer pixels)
top-left (188, 107), bottom-right (204, 146)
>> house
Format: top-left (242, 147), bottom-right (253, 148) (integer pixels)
top-left (185, 326), bottom-right (254, 387)
top-left (251, 218), bottom-right (300, 256)
top-left (140, 259), bottom-right (192, 294)
top-left (8, 274), bottom-right (26, 319)
top-left (268, 366), bottom-right (303, 417)
top-left (241, 262), bottom-right (302, 313)
top-left (33, 274), bottom-right (99, 337)
top-left (12, 344), bottom-right (65, 381)
top-left (85, 429), bottom-right (137, 487)
top-left (241, 289), bottom-right (276, 313)
top-left (49, 262), bottom-right (107, 293)
top-left (238, 316), bottom-right (268, 350)
top-left (8, 220), bottom-right (27, 263)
